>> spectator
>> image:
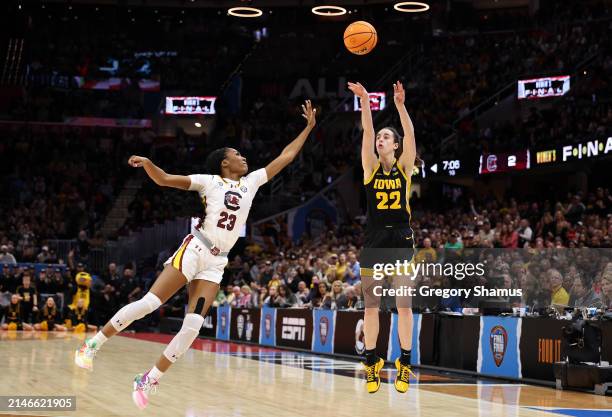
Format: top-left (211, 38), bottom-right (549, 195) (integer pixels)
top-left (35, 246), bottom-right (50, 263)
top-left (213, 289), bottom-right (228, 307)
top-left (310, 282), bottom-right (331, 308)
top-left (518, 219), bottom-right (533, 247)
top-left (549, 268), bottom-right (570, 306)
top-left (0, 245), bottom-right (17, 265)
top-left (277, 284), bottom-right (297, 307)
top-left (569, 276), bottom-right (603, 308)
top-left (296, 281), bottom-right (311, 306)
top-left (227, 286), bottom-right (241, 307)
top-left (345, 251), bottom-right (361, 285)
top-left (16, 273), bottom-right (38, 323)
top-left (119, 268), bottom-right (141, 305)
top-left (1, 294), bottom-right (33, 330)
top-left (237, 285), bottom-right (253, 308)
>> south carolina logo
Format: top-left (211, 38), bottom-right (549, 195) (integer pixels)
top-left (319, 316), bottom-right (329, 345)
top-left (486, 155), bottom-right (498, 172)
top-left (224, 191), bottom-right (242, 211)
top-left (490, 325), bottom-right (508, 367)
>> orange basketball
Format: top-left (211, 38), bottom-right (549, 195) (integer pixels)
top-left (343, 21), bottom-right (377, 55)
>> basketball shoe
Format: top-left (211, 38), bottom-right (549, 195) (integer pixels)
top-left (74, 338), bottom-right (98, 371)
top-left (394, 358), bottom-right (416, 393)
top-left (362, 357), bottom-right (385, 393)
top-left (132, 371), bottom-right (159, 409)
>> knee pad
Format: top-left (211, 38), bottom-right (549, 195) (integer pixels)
top-left (163, 313), bottom-right (204, 363)
top-left (110, 292), bottom-right (162, 331)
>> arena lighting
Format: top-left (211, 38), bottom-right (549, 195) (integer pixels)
top-left (311, 5), bottom-right (347, 16)
top-left (393, 2), bottom-right (430, 12)
top-left (228, 6), bottom-right (263, 18)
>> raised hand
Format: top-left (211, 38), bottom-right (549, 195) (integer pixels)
top-left (393, 80), bottom-right (405, 107)
top-left (347, 81), bottom-right (369, 99)
top-left (301, 100), bottom-right (317, 128)
top-left (128, 155), bottom-right (149, 168)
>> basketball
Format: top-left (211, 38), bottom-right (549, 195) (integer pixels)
top-left (343, 21), bottom-right (377, 55)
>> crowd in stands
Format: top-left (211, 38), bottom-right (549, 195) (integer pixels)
top-left (212, 187), bottom-right (612, 312)
top-left (2, 185), bottom-right (611, 332)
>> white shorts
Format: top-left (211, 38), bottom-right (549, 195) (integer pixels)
top-left (164, 234), bottom-right (228, 284)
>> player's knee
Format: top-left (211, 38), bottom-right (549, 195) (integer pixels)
top-left (163, 313), bottom-right (204, 363)
top-left (110, 292), bottom-right (162, 331)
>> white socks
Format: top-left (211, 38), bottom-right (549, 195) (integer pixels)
top-left (148, 366), bottom-right (164, 382)
top-left (89, 331), bottom-right (108, 349)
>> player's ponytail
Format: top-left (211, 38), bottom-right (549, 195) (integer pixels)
top-left (205, 147), bottom-right (229, 175)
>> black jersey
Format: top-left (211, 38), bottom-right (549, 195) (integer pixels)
top-left (364, 159), bottom-right (412, 230)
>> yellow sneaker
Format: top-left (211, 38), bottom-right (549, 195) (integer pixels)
top-left (362, 358), bottom-right (385, 394)
top-left (394, 358), bottom-right (416, 393)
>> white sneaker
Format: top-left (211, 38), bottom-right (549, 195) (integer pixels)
top-left (74, 338), bottom-right (98, 371)
top-left (132, 372), bottom-right (159, 410)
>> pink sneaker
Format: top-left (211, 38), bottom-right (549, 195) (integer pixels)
top-left (132, 371), bottom-right (159, 410)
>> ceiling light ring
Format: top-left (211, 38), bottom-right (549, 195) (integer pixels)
top-left (228, 6), bottom-right (263, 18)
top-left (311, 5), bottom-right (347, 17)
top-left (393, 2), bottom-right (430, 13)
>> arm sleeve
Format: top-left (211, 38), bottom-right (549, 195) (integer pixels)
top-left (188, 174), bottom-right (212, 192)
top-left (246, 168), bottom-right (268, 188)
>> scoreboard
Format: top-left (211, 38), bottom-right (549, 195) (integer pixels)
top-left (517, 75), bottom-right (570, 100)
top-left (165, 96), bottom-right (217, 115)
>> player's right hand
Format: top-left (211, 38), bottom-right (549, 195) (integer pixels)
top-left (348, 81), bottom-right (368, 98)
top-left (128, 155), bottom-right (149, 168)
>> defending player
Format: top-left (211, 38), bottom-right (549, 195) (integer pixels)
top-left (74, 100), bottom-right (317, 409)
top-left (348, 81), bottom-right (417, 394)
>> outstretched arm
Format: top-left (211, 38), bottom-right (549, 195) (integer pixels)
top-left (264, 100), bottom-right (317, 180)
top-left (393, 81), bottom-right (416, 176)
top-left (348, 82), bottom-right (377, 181)
top-left (128, 156), bottom-right (191, 190)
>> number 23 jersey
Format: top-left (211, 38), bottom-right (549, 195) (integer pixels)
top-left (189, 168), bottom-right (268, 253)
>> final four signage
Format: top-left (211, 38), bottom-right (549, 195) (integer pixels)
top-left (561, 137), bottom-right (612, 161)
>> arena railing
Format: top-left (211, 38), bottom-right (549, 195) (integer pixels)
top-left (47, 217), bottom-right (189, 274)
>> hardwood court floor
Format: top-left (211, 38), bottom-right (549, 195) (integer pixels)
top-left (0, 332), bottom-right (609, 417)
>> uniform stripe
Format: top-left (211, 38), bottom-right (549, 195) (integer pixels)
top-left (172, 235), bottom-right (194, 272)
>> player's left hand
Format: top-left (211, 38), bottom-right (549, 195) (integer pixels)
top-left (393, 81), bottom-right (405, 107)
top-left (302, 100), bottom-right (317, 128)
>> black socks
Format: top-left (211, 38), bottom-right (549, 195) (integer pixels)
top-left (365, 348), bottom-right (378, 366)
top-left (400, 348), bottom-right (412, 365)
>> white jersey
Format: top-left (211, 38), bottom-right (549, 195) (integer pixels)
top-left (188, 168), bottom-right (268, 253)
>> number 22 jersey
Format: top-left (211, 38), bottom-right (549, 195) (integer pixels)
top-left (189, 168), bottom-right (268, 253)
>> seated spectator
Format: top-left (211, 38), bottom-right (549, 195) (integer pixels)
top-left (2, 294), bottom-right (33, 330)
top-left (549, 268), bottom-right (570, 307)
top-left (569, 276), bottom-right (603, 308)
top-left (227, 286), bottom-right (241, 307)
top-left (338, 286), bottom-right (359, 310)
top-left (345, 251), bottom-right (361, 286)
top-left (296, 281), bottom-right (311, 306)
top-left (310, 282), bottom-right (331, 308)
top-left (237, 285), bottom-right (253, 308)
top-left (34, 297), bottom-right (67, 331)
top-left (0, 245), bottom-right (17, 265)
top-left (277, 284), bottom-right (297, 308)
top-left (213, 289), bottom-right (227, 307)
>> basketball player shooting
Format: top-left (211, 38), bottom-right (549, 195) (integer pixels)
top-left (349, 81), bottom-right (417, 394)
top-left (74, 100), bottom-right (317, 409)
